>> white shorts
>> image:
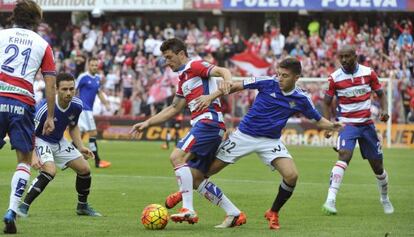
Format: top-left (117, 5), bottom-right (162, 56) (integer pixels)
top-left (216, 129), bottom-right (292, 171)
top-left (35, 137), bottom-right (82, 169)
top-left (78, 110), bottom-right (96, 132)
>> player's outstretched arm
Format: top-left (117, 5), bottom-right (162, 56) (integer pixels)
top-left (315, 117), bottom-right (344, 132)
top-left (43, 75), bottom-right (56, 135)
top-left (130, 96), bottom-right (186, 137)
top-left (68, 125), bottom-right (94, 159)
top-left (210, 66), bottom-right (232, 95)
top-left (194, 81), bottom-right (244, 111)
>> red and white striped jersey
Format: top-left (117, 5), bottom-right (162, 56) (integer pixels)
top-left (0, 28), bottom-right (55, 106)
top-left (326, 64), bottom-right (382, 125)
top-left (176, 60), bottom-right (224, 126)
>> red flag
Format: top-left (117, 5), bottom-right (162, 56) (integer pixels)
top-left (231, 51), bottom-right (270, 76)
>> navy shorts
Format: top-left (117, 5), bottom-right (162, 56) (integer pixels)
top-left (0, 97), bottom-right (35, 153)
top-left (337, 124), bottom-right (383, 159)
top-left (177, 121), bottom-right (225, 174)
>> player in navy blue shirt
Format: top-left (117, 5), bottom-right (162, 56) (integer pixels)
top-left (16, 73), bottom-right (102, 218)
top-left (76, 57), bottom-right (111, 168)
top-left (194, 57), bottom-right (343, 230)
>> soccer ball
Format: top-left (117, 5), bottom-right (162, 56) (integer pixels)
top-left (141, 204), bottom-right (169, 230)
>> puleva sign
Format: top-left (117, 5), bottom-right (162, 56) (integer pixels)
top-left (223, 0), bottom-right (406, 10)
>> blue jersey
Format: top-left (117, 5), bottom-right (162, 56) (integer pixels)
top-left (239, 76), bottom-right (322, 139)
top-left (76, 72), bottom-right (101, 111)
top-left (35, 97), bottom-right (83, 143)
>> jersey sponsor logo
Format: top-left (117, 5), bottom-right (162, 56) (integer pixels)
top-left (0, 103), bottom-right (24, 115)
top-left (244, 77), bottom-right (256, 85)
top-left (0, 81), bottom-right (33, 97)
top-left (344, 87), bottom-right (369, 97)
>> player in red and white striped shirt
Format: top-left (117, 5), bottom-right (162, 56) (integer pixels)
top-left (130, 38), bottom-right (245, 227)
top-left (322, 45), bottom-right (394, 215)
top-left (0, 0), bottom-right (56, 234)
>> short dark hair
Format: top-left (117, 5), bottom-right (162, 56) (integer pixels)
top-left (56, 73), bottom-right (75, 88)
top-left (160, 38), bottom-right (188, 57)
top-left (88, 57), bottom-right (99, 63)
top-left (279, 57), bottom-right (302, 76)
top-left (11, 0), bottom-right (42, 29)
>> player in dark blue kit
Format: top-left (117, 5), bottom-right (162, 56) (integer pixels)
top-left (194, 57), bottom-right (343, 230)
top-left (76, 57), bottom-right (111, 168)
top-left (16, 73), bottom-right (102, 217)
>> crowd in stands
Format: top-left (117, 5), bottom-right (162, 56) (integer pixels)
top-left (1, 16), bottom-right (413, 123)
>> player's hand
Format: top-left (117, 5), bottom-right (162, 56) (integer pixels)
top-left (31, 152), bottom-right (42, 170)
top-left (324, 130), bottom-right (333, 139)
top-left (194, 95), bottom-right (213, 112)
top-left (379, 112), bottom-right (390, 122)
top-left (332, 122), bottom-right (344, 132)
top-left (43, 117), bottom-right (55, 135)
top-left (80, 147), bottom-right (95, 160)
top-left (219, 81), bottom-right (232, 95)
top-left (129, 121), bottom-right (150, 138)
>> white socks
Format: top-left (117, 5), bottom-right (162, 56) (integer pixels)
top-left (197, 179), bottom-right (240, 216)
top-left (326, 160), bottom-right (348, 202)
top-left (174, 164), bottom-right (194, 211)
top-left (376, 170), bottom-right (389, 200)
top-left (9, 163), bottom-right (31, 212)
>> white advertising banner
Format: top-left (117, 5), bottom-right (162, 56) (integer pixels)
top-left (34, 0), bottom-right (184, 11)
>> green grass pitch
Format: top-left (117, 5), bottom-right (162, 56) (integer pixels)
top-left (0, 141), bottom-right (413, 236)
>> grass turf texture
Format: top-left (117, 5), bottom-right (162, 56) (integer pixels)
top-left (0, 141), bottom-right (413, 236)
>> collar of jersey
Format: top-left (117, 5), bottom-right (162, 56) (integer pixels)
top-left (340, 63), bottom-right (359, 75)
top-left (56, 95), bottom-right (71, 112)
top-left (281, 87), bottom-right (296, 96)
top-left (178, 59), bottom-right (195, 75)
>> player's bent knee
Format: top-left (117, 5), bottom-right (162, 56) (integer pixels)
top-left (284, 171), bottom-right (298, 185)
top-left (169, 154), bottom-right (186, 167)
top-left (75, 164), bottom-right (90, 175)
top-left (42, 163), bottom-right (57, 177)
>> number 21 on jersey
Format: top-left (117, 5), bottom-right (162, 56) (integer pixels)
top-left (1, 44), bottom-right (32, 76)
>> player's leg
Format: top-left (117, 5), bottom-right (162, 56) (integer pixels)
top-left (265, 157), bottom-right (298, 230)
top-left (164, 159), bottom-right (229, 209)
top-left (169, 148), bottom-right (197, 223)
top-left (256, 138), bottom-right (294, 230)
top-left (192, 167), bottom-right (246, 228)
top-left (80, 111), bottom-right (110, 168)
top-left (88, 129), bottom-right (110, 168)
top-left (322, 125), bottom-right (358, 215)
top-left (17, 158), bottom-right (56, 218)
top-left (67, 156), bottom-right (102, 217)
top-left (359, 125), bottom-right (393, 214)
top-left (3, 103), bottom-right (35, 234)
top-left (169, 122), bottom-right (226, 224)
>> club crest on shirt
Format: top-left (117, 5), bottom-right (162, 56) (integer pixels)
top-left (68, 114), bottom-right (75, 121)
top-left (244, 77), bottom-right (256, 85)
top-left (201, 62), bottom-right (211, 68)
top-left (289, 101), bottom-right (296, 108)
